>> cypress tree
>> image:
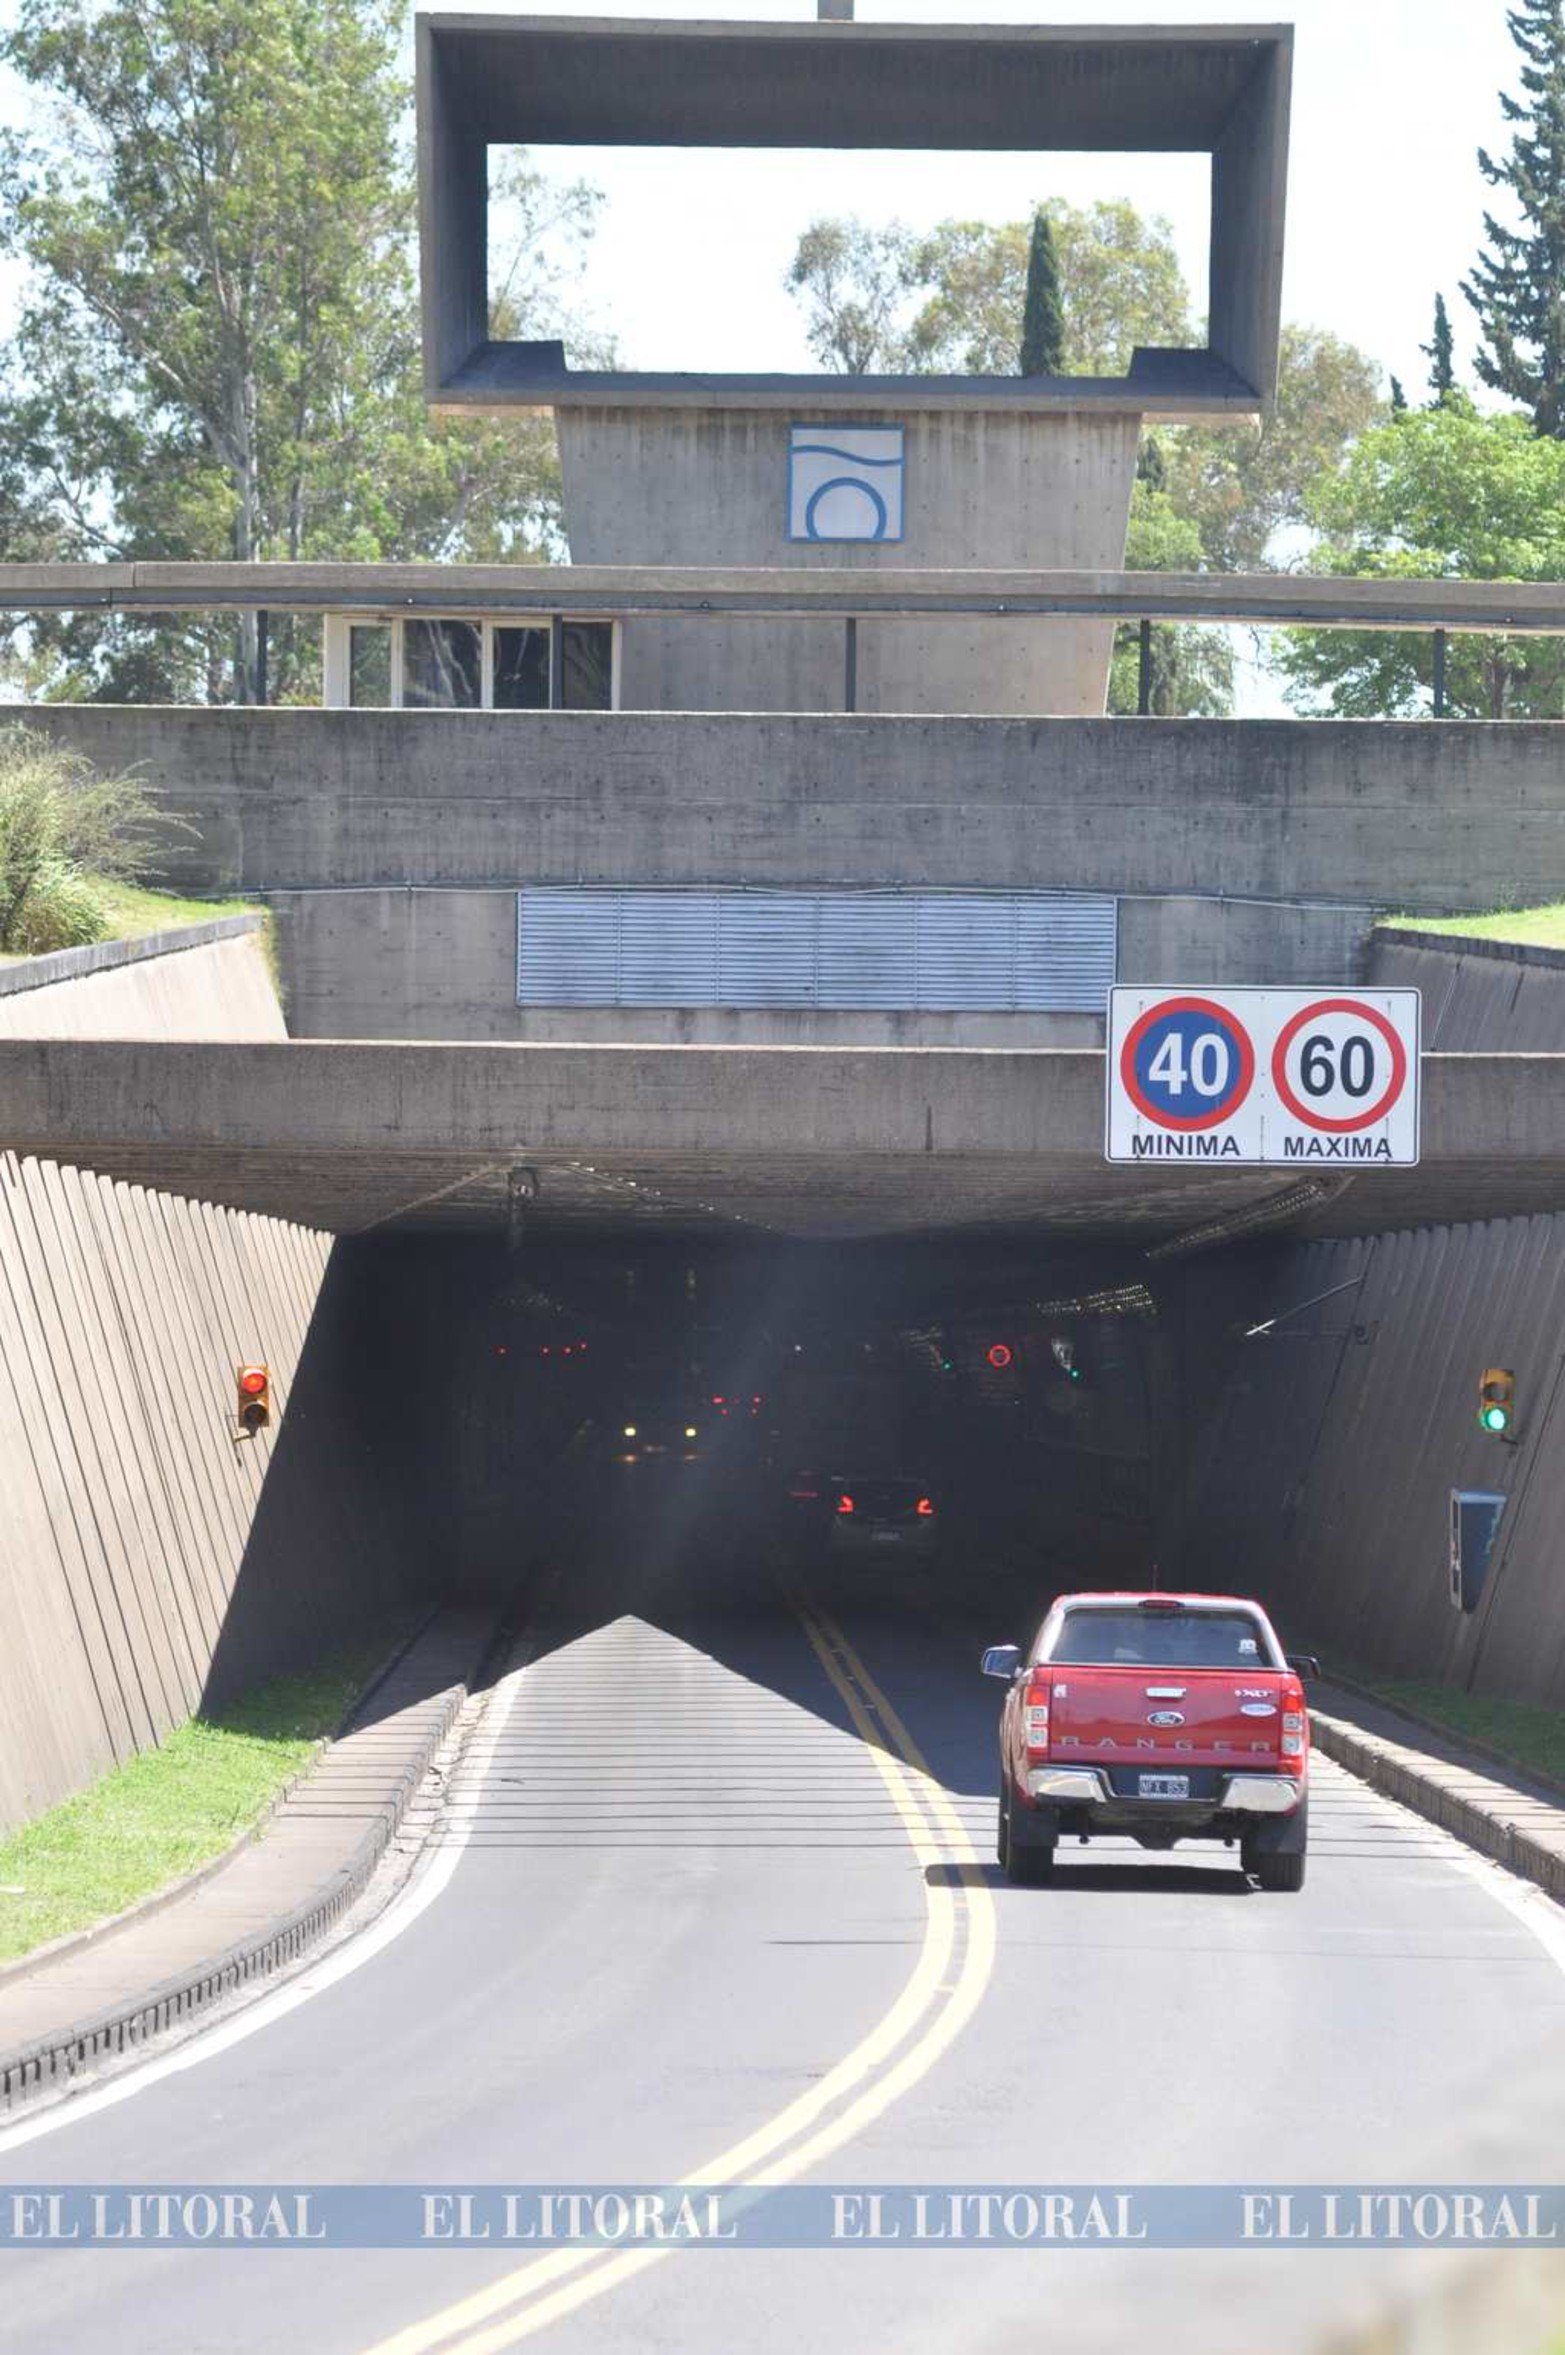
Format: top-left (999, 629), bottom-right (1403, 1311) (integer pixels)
top-left (1422, 294), bottom-right (1457, 401)
top-left (1389, 374), bottom-right (1409, 414)
top-left (1462, 0), bottom-right (1565, 435)
top-left (1019, 209), bottom-right (1066, 375)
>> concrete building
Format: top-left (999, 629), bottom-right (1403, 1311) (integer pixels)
top-left (414, 14), bottom-right (1292, 715)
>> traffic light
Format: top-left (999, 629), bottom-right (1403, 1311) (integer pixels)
top-left (236, 1362), bottom-right (271, 1437)
top-left (1477, 1367), bottom-right (1515, 1439)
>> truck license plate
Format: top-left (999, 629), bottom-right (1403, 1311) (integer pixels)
top-left (1138, 1773), bottom-right (1190, 1800)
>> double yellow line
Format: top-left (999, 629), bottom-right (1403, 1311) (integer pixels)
top-left (357, 1594), bottom-right (996, 2355)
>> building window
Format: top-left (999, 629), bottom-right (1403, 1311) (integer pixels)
top-left (324, 615), bottom-right (616, 711)
top-left (494, 626), bottom-right (551, 710)
top-left (560, 621), bottom-right (615, 711)
top-left (348, 624), bottom-right (392, 708)
top-left (404, 618), bottom-right (482, 709)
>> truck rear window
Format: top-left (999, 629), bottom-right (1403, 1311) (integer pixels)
top-left (1047, 1609), bottom-right (1275, 1670)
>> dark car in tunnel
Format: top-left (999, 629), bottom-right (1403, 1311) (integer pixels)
top-left (784, 1471), bottom-right (939, 1561)
top-left (984, 1591), bottom-right (1313, 1892)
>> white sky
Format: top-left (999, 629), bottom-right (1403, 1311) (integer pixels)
top-left (455, 0), bottom-right (1520, 394)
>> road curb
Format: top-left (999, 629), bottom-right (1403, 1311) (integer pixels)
top-left (1310, 1708), bottom-right (1565, 1907)
top-left (0, 1615), bottom-right (497, 2115)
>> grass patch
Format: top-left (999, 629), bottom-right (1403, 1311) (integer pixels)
top-left (0, 874), bottom-right (258, 965)
top-left (1321, 1657), bottom-right (1565, 1787)
top-left (0, 1637), bottom-right (395, 1965)
top-left (1380, 903), bottom-right (1565, 950)
top-left (86, 874), bottom-right (255, 938)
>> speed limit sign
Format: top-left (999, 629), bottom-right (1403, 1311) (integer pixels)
top-left (1107, 988), bottom-right (1419, 1166)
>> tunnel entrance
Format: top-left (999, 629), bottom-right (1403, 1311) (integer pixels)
top-left (351, 1231), bottom-right (1244, 1630)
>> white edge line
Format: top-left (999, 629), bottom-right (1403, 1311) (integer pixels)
top-left (0, 1659), bottom-right (527, 2158)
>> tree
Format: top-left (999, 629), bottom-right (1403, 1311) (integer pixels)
top-left (1107, 459), bottom-right (1234, 717)
top-left (0, 0), bottom-right (605, 705)
top-left (1463, 0), bottom-right (1565, 436)
top-left (1159, 324), bottom-right (1386, 570)
top-left (784, 218), bottom-right (917, 374)
top-left (1390, 375), bottom-right (1409, 415)
top-left (1018, 210), bottom-right (1065, 375)
top-left (904, 201), bottom-right (1193, 377)
top-left (1423, 293), bottom-right (1457, 402)
top-left (1276, 403), bottom-right (1565, 718)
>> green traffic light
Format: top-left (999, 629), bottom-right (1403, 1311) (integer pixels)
top-left (1481, 1404), bottom-right (1511, 1435)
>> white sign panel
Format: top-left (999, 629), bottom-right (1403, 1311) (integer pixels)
top-left (788, 424), bottom-right (904, 542)
top-left (1106, 988), bottom-right (1420, 1167)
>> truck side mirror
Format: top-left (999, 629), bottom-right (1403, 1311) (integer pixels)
top-left (1286, 1653), bottom-right (1321, 1681)
top-left (981, 1645), bottom-right (1022, 1680)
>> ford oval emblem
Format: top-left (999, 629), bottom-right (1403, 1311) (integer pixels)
top-left (1240, 1701), bottom-right (1277, 1717)
top-left (1146, 1710), bottom-right (1184, 1728)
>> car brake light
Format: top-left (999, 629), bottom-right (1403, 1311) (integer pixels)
top-left (836, 1494), bottom-right (855, 1515)
top-left (1139, 1596), bottom-right (1183, 1613)
top-left (1023, 1672), bottom-right (1050, 1758)
top-left (916, 1496), bottom-right (935, 1518)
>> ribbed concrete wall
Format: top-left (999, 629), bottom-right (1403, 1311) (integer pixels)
top-left (1182, 1215), bottom-right (1565, 1705)
top-left (0, 918), bottom-right (283, 1042)
top-left (0, 1158), bottom-right (431, 1831)
top-left (1367, 930), bottom-right (1565, 1050)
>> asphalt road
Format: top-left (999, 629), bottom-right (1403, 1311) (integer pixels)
top-left (3, 1535), bottom-right (1565, 2355)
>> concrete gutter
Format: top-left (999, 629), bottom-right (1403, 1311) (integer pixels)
top-left (0, 913), bottom-right (261, 999)
top-left (0, 1609), bottom-right (496, 2114)
top-left (1309, 1680), bottom-right (1565, 1907)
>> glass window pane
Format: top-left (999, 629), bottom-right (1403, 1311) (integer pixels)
top-left (494, 626), bottom-right (551, 710)
top-left (348, 624), bottom-right (391, 708)
top-left (560, 621), bottom-right (614, 710)
top-left (404, 618), bottom-right (481, 709)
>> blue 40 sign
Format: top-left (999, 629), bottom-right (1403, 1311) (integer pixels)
top-left (1105, 988), bottom-right (1421, 1168)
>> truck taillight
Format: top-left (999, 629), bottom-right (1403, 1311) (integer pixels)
top-left (916, 1496), bottom-right (935, 1518)
top-left (1023, 1674), bottom-right (1050, 1758)
top-left (836, 1494), bottom-right (854, 1516)
top-left (1280, 1678), bottom-right (1308, 1759)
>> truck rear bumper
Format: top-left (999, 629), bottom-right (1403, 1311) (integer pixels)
top-left (1026, 1766), bottom-right (1301, 1813)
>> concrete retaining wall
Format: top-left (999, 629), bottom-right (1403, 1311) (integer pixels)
top-left (0, 916), bottom-right (283, 1041)
top-left (0, 1158), bottom-right (430, 1832)
top-left (4, 706), bottom-right (1561, 914)
top-left (1181, 1213), bottom-right (1565, 1706)
top-left (268, 886), bottom-right (1370, 1044)
top-left (1367, 928), bottom-right (1565, 1049)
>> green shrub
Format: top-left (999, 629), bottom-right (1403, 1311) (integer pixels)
top-left (0, 723), bottom-right (178, 954)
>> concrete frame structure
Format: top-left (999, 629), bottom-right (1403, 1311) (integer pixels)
top-left (416, 15), bottom-right (1292, 716)
top-left (416, 15), bottom-right (1291, 416)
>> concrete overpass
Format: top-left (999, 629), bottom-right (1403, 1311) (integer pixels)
top-left (3, 1037), bottom-right (1562, 1242)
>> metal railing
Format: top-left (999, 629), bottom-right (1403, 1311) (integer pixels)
top-left (3, 561), bottom-right (1562, 717)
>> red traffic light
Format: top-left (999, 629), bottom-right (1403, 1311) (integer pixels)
top-left (235, 1362), bottom-right (271, 1433)
top-left (986, 1343), bottom-right (1015, 1370)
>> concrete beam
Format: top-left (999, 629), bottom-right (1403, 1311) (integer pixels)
top-left (8, 705), bottom-right (1563, 918)
top-left (15, 565), bottom-right (1553, 633)
top-left (2, 1039), bottom-right (1563, 1244)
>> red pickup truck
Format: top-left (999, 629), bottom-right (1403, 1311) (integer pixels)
top-left (983, 1591), bottom-right (1315, 1892)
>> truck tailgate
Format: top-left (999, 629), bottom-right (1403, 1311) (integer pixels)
top-left (1046, 1667), bottom-right (1288, 1768)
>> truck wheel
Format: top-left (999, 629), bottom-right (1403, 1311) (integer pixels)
top-left (1246, 1844), bottom-right (1306, 1893)
top-left (999, 1776), bottom-right (1054, 1885)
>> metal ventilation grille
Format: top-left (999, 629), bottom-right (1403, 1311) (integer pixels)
top-left (517, 888), bottom-right (1116, 1012)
